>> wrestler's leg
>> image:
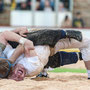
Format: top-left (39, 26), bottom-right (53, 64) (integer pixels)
top-left (8, 29), bottom-right (82, 48)
top-left (80, 46), bottom-right (90, 79)
top-left (45, 51), bottom-right (82, 68)
top-left (84, 61), bottom-right (90, 79)
top-left (36, 51), bottom-right (82, 77)
top-left (26, 29), bottom-right (82, 47)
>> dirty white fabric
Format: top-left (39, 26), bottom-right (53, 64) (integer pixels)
top-left (54, 33), bottom-right (90, 61)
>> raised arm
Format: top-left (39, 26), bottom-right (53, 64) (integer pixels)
top-left (0, 30), bottom-right (34, 57)
top-left (1, 31), bottom-right (23, 43)
top-left (9, 44), bottom-right (37, 63)
top-left (9, 45), bottom-right (24, 63)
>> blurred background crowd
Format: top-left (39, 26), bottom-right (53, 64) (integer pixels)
top-left (0, 0), bottom-right (69, 11)
top-left (0, 0), bottom-right (89, 28)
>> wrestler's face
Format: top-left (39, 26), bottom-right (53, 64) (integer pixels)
top-left (8, 64), bottom-right (26, 81)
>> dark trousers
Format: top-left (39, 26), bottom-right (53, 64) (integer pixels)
top-left (8, 29), bottom-right (66, 48)
top-left (45, 51), bottom-right (79, 68)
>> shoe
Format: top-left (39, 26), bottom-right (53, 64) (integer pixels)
top-left (36, 72), bottom-right (49, 78)
top-left (88, 78), bottom-right (90, 79)
top-left (78, 52), bottom-right (83, 60)
top-left (66, 30), bottom-right (82, 42)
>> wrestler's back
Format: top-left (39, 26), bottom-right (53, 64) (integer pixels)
top-left (35, 45), bottom-right (50, 66)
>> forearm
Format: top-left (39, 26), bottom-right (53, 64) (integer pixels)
top-left (25, 49), bottom-right (37, 57)
top-left (9, 45), bottom-right (24, 63)
top-left (2, 31), bottom-right (24, 43)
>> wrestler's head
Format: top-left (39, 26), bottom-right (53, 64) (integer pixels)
top-left (8, 56), bottom-right (42, 81)
top-left (0, 58), bottom-right (12, 78)
top-left (8, 64), bottom-right (26, 81)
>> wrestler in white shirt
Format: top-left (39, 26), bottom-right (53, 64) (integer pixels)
top-left (3, 45), bottom-right (50, 81)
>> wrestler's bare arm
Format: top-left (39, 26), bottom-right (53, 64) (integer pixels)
top-left (0, 31), bottom-right (23, 44)
top-left (9, 45), bottom-right (24, 63)
top-left (0, 30), bottom-right (35, 57)
top-left (27, 50), bottom-right (37, 57)
top-left (9, 45), bottom-right (37, 63)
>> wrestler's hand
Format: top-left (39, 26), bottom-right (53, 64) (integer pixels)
top-left (24, 40), bottom-right (35, 57)
top-left (18, 27), bottom-right (28, 37)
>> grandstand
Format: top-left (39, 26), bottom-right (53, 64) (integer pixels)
top-left (0, 0), bottom-right (90, 27)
